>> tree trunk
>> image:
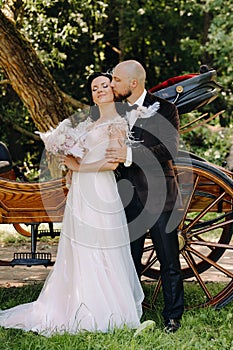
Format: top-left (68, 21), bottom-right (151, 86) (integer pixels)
top-left (0, 10), bottom-right (71, 132)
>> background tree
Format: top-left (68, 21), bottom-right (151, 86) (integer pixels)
top-left (0, 11), bottom-right (70, 130)
top-left (0, 0), bottom-right (232, 172)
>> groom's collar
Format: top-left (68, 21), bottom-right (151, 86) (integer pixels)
top-left (127, 89), bottom-right (147, 107)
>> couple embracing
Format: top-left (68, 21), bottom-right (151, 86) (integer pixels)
top-left (0, 60), bottom-right (184, 335)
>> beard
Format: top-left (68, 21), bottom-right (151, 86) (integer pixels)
top-left (113, 89), bottom-right (132, 102)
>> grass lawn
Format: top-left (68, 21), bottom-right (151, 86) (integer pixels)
top-left (0, 282), bottom-right (232, 350)
top-left (0, 227), bottom-right (232, 349)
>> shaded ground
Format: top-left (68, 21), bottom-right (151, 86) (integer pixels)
top-left (1, 240), bottom-right (232, 287)
top-left (0, 242), bottom-right (57, 287)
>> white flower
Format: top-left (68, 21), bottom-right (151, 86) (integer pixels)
top-left (136, 101), bottom-right (160, 118)
top-left (57, 134), bottom-right (66, 147)
top-left (136, 106), bottom-right (148, 118)
top-left (36, 117), bottom-right (93, 158)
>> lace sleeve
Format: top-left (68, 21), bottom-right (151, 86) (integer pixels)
top-left (108, 118), bottom-right (126, 138)
top-left (108, 116), bottom-right (139, 148)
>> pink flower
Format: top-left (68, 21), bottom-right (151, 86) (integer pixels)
top-left (36, 117), bottom-right (92, 158)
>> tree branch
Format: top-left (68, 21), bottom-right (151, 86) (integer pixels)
top-left (1, 0), bottom-right (24, 22)
top-left (61, 91), bottom-right (88, 110)
top-left (0, 78), bottom-right (10, 85)
top-left (0, 113), bottom-right (40, 141)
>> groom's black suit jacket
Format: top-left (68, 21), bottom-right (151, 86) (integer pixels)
top-left (118, 91), bottom-right (183, 215)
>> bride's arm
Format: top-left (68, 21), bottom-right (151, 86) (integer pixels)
top-left (61, 123), bottom-right (125, 172)
top-left (62, 155), bottom-right (119, 172)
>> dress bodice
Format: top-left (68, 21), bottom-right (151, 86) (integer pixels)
top-left (81, 117), bottom-right (128, 164)
top-left (83, 123), bottom-right (110, 163)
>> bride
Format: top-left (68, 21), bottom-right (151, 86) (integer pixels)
top-left (0, 72), bottom-right (144, 336)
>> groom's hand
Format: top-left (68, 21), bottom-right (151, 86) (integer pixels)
top-left (105, 141), bottom-right (127, 163)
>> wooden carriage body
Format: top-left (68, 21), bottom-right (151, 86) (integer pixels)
top-left (0, 178), bottom-right (67, 225)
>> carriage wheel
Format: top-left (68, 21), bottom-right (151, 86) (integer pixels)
top-left (13, 223), bottom-right (33, 237)
top-left (13, 223), bottom-right (60, 239)
top-left (141, 159), bottom-right (233, 309)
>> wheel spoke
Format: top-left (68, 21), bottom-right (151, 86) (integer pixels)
top-left (143, 244), bottom-right (154, 253)
top-left (141, 255), bottom-right (158, 275)
top-left (183, 192), bottom-right (226, 234)
top-left (186, 246), bottom-right (233, 278)
top-left (181, 250), bottom-right (212, 299)
top-left (142, 277), bottom-right (162, 310)
top-left (191, 240), bottom-right (233, 250)
top-left (178, 174), bottom-right (199, 230)
top-left (189, 211), bottom-right (233, 230)
top-left (187, 217), bottom-right (233, 238)
top-left (151, 277), bottom-right (162, 305)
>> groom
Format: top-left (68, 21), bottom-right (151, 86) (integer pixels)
top-left (106, 60), bottom-right (184, 333)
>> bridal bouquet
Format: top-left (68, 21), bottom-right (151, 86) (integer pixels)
top-left (36, 117), bottom-right (92, 159)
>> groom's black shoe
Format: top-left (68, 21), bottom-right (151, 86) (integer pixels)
top-left (164, 319), bottom-right (181, 333)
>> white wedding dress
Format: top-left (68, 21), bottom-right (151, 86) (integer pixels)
top-left (0, 117), bottom-right (144, 336)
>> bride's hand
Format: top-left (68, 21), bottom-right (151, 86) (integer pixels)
top-left (65, 169), bottom-right (73, 188)
top-left (105, 138), bottom-right (127, 163)
top-left (60, 155), bottom-right (80, 172)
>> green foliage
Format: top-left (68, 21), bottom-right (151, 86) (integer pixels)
top-left (0, 0), bottom-right (232, 168)
top-left (104, 0), bottom-right (206, 86)
top-left (15, 0), bottom-right (233, 94)
top-left (180, 112), bottom-right (232, 166)
top-left (0, 283), bottom-right (232, 349)
top-left (204, 0), bottom-right (233, 112)
top-left (0, 97), bottom-right (43, 166)
top-left (19, 0), bottom-right (109, 99)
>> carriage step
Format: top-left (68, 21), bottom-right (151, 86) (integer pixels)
top-left (38, 228), bottom-right (61, 238)
top-left (10, 252), bottom-right (52, 267)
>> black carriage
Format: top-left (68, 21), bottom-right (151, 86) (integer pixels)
top-left (0, 67), bottom-right (232, 310)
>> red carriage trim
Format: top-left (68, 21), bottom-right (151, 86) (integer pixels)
top-left (149, 74), bottom-right (198, 93)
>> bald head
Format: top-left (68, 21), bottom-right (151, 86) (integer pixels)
top-left (111, 60), bottom-right (146, 103)
top-left (115, 60), bottom-right (146, 85)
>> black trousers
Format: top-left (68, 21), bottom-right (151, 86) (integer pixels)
top-left (125, 193), bottom-right (184, 321)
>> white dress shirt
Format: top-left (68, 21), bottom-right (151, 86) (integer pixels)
top-left (124, 89), bottom-right (147, 166)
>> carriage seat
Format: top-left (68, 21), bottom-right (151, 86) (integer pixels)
top-left (0, 160), bottom-right (10, 168)
top-left (149, 65), bottom-right (223, 115)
